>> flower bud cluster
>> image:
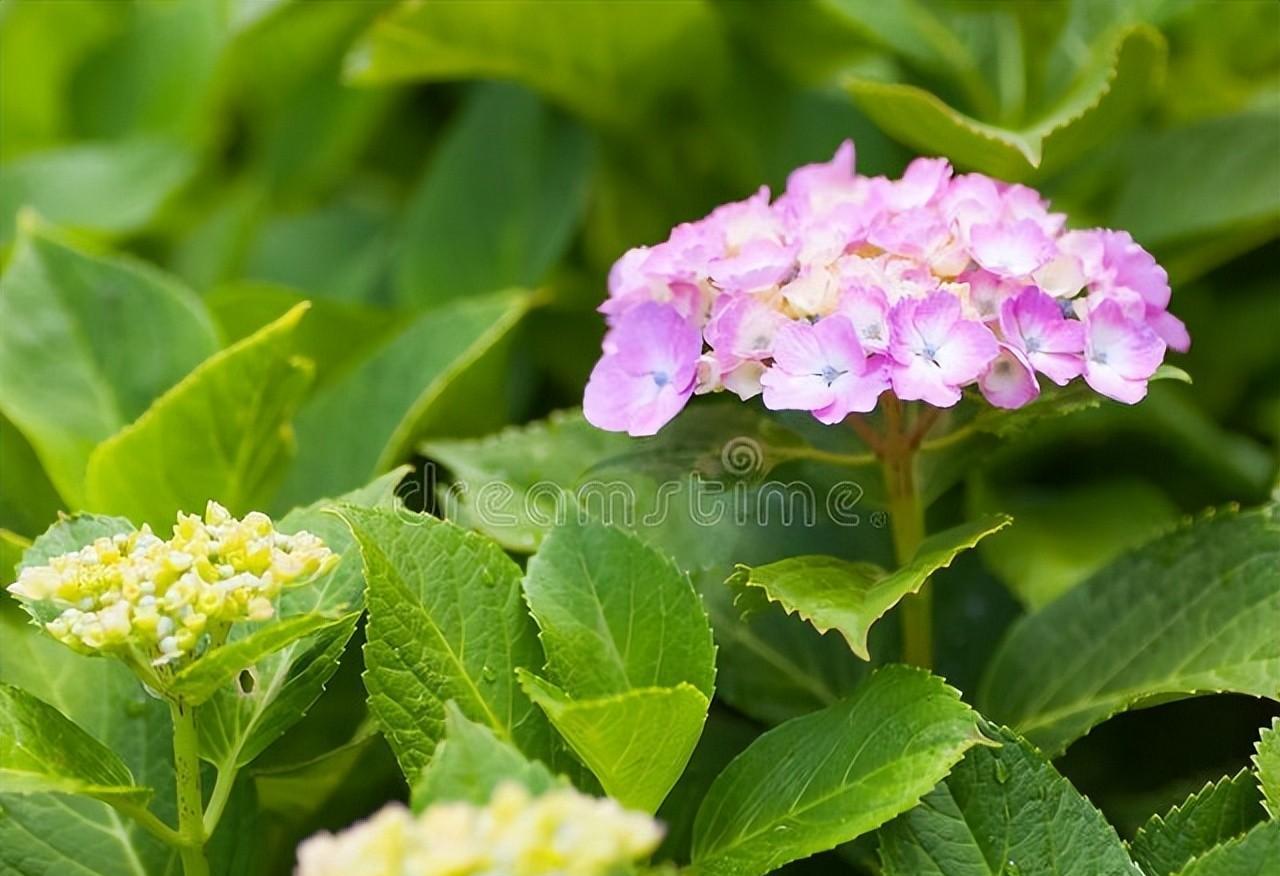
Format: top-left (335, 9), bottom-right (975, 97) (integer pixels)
top-left (295, 783), bottom-right (663, 876)
top-left (8, 502), bottom-right (336, 665)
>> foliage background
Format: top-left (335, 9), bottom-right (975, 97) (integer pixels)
top-left (0, 0), bottom-right (1278, 872)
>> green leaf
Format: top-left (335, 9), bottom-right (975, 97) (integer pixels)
top-left (519, 520), bottom-right (716, 811)
top-left (196, 468), bottom-right (407, 769)
top-left (343, 507), bottom-right (556, 780)
top-left (971, 477), bottom-right (1177, 609)
top-left (170, 612), bottom-right (356, 705)
top-left (344, 0), bottom-right (726, 127)
top-left (691, 665), bottom-right (983, 876)
top-left (19, 513), bottom-right (135, 570)
top-left (395, 83), bottom-right (592, 307)
top-left (0, 140), bottom-right (197, 245)
top-left (0, 683), bottom-right (149, 805)
top-left (518, 674), bottom-right (709, 814)
top-left (1255, 718), bottom-right (1280, 820)
top-left (0, 221), bottom-right (218, 505)
top-left (1172, 821), bottom-right (1280, 876)
top-left (878, 725), bottom-right (1141, 876)
top-left (0, 414), bottom-right (63, 538)
top-left (0, 530), bottom-right (28, 587)
top-left (846, 24), bottom-right (1165, 178)
top-left (1129, 771), bottom-right (1266, 876)
top-left (980, 504), bottom-right (1280, 755)
top-left (276, 289), bottom-right (533, 509)
top-left (729, 515), bottom-right (1011, 659)
top-left (83, 304), bottom-right (312, 527)
top-left (413, 702), bottom-right (563, 810)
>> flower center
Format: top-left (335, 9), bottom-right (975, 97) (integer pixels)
top-left (651, 370), bottom-right (671, 388)
top-left (819, 365), bottom-right (845, 385)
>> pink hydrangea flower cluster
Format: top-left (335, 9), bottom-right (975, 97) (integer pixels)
top-left (584, 141), bottom-right (1187, 436)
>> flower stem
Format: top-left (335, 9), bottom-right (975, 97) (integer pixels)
top-left (169, 700), bottom-right (209, 876)
top-left (878, 398), bottom-right (932, 668)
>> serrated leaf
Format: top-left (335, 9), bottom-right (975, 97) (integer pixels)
top-left (0, 222), bottom-right (218, 505)
top-left (0, 683), bottom-right (149, 805)
top-left (1172, 820), bottom-right (1280, 876)
top-left (980, 504), bottom-right (1280, 755)
top-left (519, 521), bottom-right (716, 811)
top-left (395, 83), bottom-right (592, 307)
top-left (276, 290), bottom-right (533, 509)
top-left (1129, 771), bottom-right (1265, 876)
top-left (170, 612), bottom-right (356, 705)
top-left (84, 304), bottom-right (312, 527)
top-left (846, 24), bottom-right (1165, 178)
top-left (519, 673), bottom-right (709, 814)
top-left (730, 515), bottom-right (1010, 659)
top-left (413, 702), bottom-right (563, 811)
top-left (879, 725), bottom-right (1142, 875)
top-left (1255, 718), bottom-right (1280, 820)
top-left (344, 0), bottom-right (726, 127)
top-left (343, 507), bottom-right (556, 780)
top-left (691, 665), bottom-right (983, 876)
top-left (197, 468), bottom-right (408, 769)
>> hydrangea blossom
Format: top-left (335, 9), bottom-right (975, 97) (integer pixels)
top-left (294, 783), bottom-right (662, 876)
top-left (584, 140), bottom-right (1186, 435)
top-left (8, 502), bottom-right (336, 666)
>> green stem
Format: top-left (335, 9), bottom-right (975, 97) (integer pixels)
top-left (202, 761), bottom-right (238, 837)
top-left (169, 700), bottom-right (209, 876)
top-left (110, 800), bottom-right (185, 848)
top-left (878, 398), bottom-right (932, 669)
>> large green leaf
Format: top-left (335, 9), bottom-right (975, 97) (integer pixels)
top-left (0, 683), bottom-right (149, 805)
top-left (846, 24), bottom-right (1165, 178)
top-left (0, 221), bottom-right (218, 505)
top-left (395, 83), bottom-right (592, 307)
top-left (196, 468), bottom-right (407, 769)
top-left (0, 140), bottom-right (196, 245)
top-left (0, 415), bottom-right (62, 539)
top-left (980, 504), bottom-right (1280, 755)
top-left (276, 289), bottom-right (533, 509)
top-left (345, 0), bottom-right (726, 127)
top-left (728, 514), bottom-right (1010, 659)
top-left (1129, 771), bottom-right (1266, 876)
top-left (0, 530), bottom-right (28, 587)
top-left (1172, 821), bottom-right (1280, 876)
top-left (83, 304), bottom-right (312, 527)
top-left (519, 521), bottom-right (716, 811)
top-left (878, 725), bottom-right (1139, 876)
top-left (1256, 718), bottom-right (1280, 820)
top-left (690, 665), bottom-right (984, 875)
top-left (412, 702), bottom-right (563, 810)
top-left (343, 507), bottom-right (555, 779)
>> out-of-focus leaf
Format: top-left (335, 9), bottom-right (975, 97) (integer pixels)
top-left (198, 468), bottom-right (408, 769)
top-left (395, 83), bottom-right (592, 307)
top-left (1257, 718), bottom-right (1280, 819)
top-left (343, 508), bottom-right (557, 780)
top-left (981, 504), bottom-right (1280, 755)
top-left (691, 666), bottom-right (983, 876)
top-left (0, 0), bottom-right (119, 159)
top-left (206, 282), bottom-right (401, 389)
top-left (0, 221), bottom-right (218, 505)
top-left (1129, 771), bottom-right (1266, 876)
top-left (84, 305), bottom-right (311, 527)
top-left (276, 290), bottom-right (533, 510)
top-left (971, 477), bottom-right (1178, 609)
top-left (728, 515), bottom-right (1010, 659)
top-left (345, 0), bottom-right (727, 127)
top-left (519, 521), bottom-right (716, 811)
top-left (878, 726), bottom-right (1137, 876)
top-left (0, 414), bottom-right (62, 538)
top-left (0, 530), bottom-right (28, 587)
top-left (0, 683), bottom-right (149, 805)
top-left (413, 703), bottom-right (563, 810)
top-left (847, 24), bottom-right (1165, 178)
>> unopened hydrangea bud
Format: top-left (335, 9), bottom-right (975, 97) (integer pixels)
top-left (294, 783), bottom-right (662, 876)
top-left (7, 502), bottom-right (337, 667)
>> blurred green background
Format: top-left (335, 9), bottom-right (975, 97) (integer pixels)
top-left (1, 0), bottom-right (1278, 868)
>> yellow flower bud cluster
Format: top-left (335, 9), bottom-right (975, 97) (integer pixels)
top-left (7, 502), bottom-right (336, 665)
top-left (295, 783), bottom-right (663, 876)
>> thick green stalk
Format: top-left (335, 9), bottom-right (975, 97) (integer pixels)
top-left (170, 700), bottom-right (209, 876)
top-left (877, 398), bottom-right (932, 668)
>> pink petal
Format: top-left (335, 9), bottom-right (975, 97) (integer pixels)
top-left (1083, 362), bottom-right (1149, 405)
top-left (811, 314), bottom-right (867, 374)
top-left (934, 318), bottom-right (999, 385)
top-left (583, 357), bottom-right (693, 436)
top-left (838, 285), bottom-right (891, 353)
top-left (979, 344), bottom-right (1039, 409)
top-left (890, 357), bottom-right (963, 407)
top-left (969, 219), bottom-right (1055, 277)
top-left (761, 368), bottom-right (833, 413)
top-left (1086, 299), bottom-right (1165, 381)
top-left (769, 319), bottom-right (827, 375)
top-left (708, 239), bottom-right (797, 292)
top-left (1148, 308), bottom-right (1190, 353)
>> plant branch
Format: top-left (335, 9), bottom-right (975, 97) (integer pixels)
top-left (110, 800), bottom-right (185, 848)
top-left (169, 699), bottom-right (209, 876)
top-left (202, 761), bottom-right (239, 837)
